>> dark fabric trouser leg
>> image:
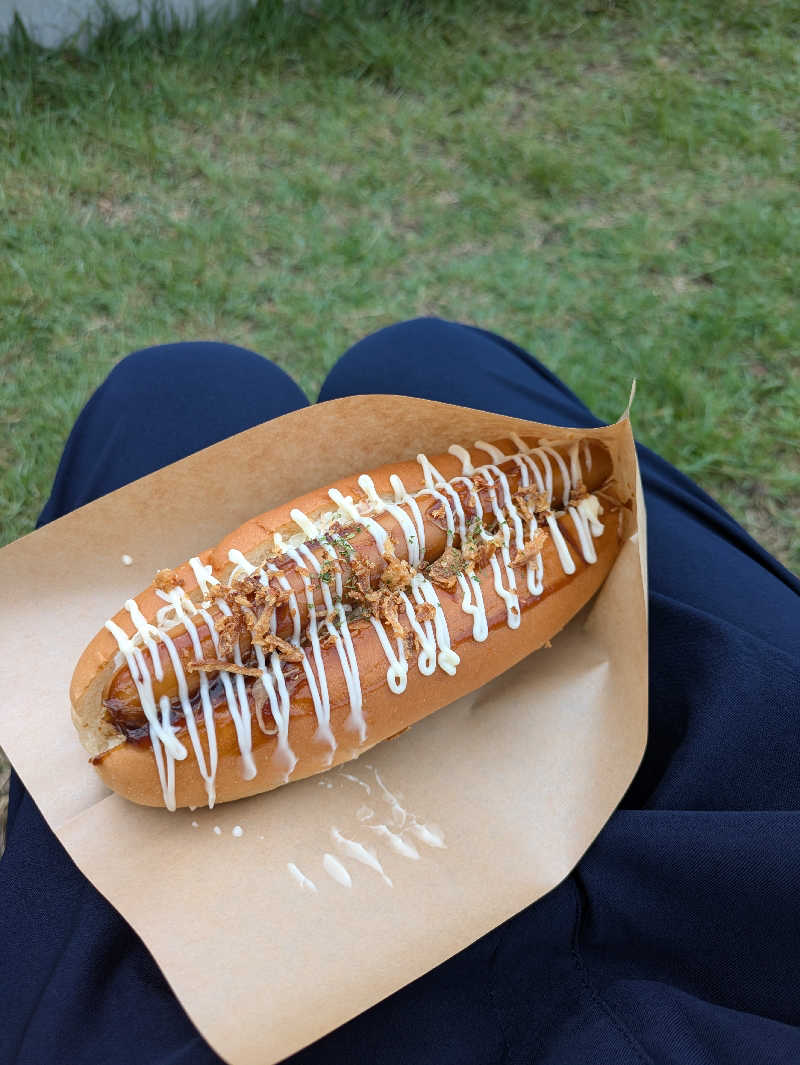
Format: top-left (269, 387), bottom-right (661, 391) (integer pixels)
top-left (2, 343), bottom-right (307, 1065)
top-left (37, 341), bottom-right (310, 521)
top-left (3, 323), bottom-right (799, 1065)
top-left (316, 317), bottom-right (800, 1065)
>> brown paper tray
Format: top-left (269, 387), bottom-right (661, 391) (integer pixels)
top-left (0, 395), bottom-right (647, 1065)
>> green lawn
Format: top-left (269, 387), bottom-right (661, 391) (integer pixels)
top-left (1, 0), bottom-right (799, 842)
top-left (2, 1), bottom-right (798, 570)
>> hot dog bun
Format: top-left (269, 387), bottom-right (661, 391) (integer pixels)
top-left (71, 433), bottom-right (626, 809)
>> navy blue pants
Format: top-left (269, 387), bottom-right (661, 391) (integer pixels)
top-left (3, 319), bottom-right (799, 1065)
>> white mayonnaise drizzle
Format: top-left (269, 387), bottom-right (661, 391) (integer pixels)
top-left (261, 549), bottom-right (334, 756)
top-left (456, 570), bottom-right (489, 642)
top-left (287, 862), bottom-right (318, 893)
top-left (188, 556), bottom-right (218, 599)
top-left (104, 433), bottom-right (605, 810)
top-left (568, 505), bottom-right (597, 565)
top-left (416, 483), bottom-right (456, 540)
top-left (360, 473), bottom-right (422, 568)
top-left (156, 586), bottom-right (219, 808)
top-left (502, 452), bottom-right (546, 597)
top-left (252, 640), bottom-right (296, 779)
top-left (453, 444), bottom-right (540, 611)
top-left (416, 452), bottom-right (448, 488)
top-left (364, 767), bottom-right (445, 857)
top-left (370, 617), bottom-right (408, 693)
top-left (279, 545), bottom-right (341, 742)
top-left (390, 474), bottom-right (427, 561)
top-left (125, 598), bottom-right (165, 683)
top-left (447, 443), bottom-right (474, 475)
top-left (407, 821), bottom-right (446, 848)
top-left (289, 507), bottom-right (319, 541)
top-left (471, 462), bottom-right (521, 629)
top-left (546, 512), bottom-right (575, 574)
top-left (322, 853), bottom-right (352, 888)
top-left (415, 575), bottom-right (460, 675)
top-left (473, 439), bottom-right (506, 464)
top-left (356, 474), bottom-right (383, 511)
top-left (332, 767), bottom-right (445, 865)
top-left (568, 441), bottom-right (582, 488)
top-left (340, 771), bottom-right (371, 794)
top-left (226, 547), bottom-right (256, 580)
top-left (295, 540), bottom-right (365, 743)
top-left (578, 492), bottom-right (605, 536)
top-left (398, 588), bottom-right (437, 674)
top-left (327, 488), bottom-right (388, 552)
top-left (540, 445), bottom-right (572, 508)
top-left (369, 824), bottom-right (420, 860)
top-left (331, 827), bottom-right (393, 887)
top-left (198, 603), bottom-right (257, 780)
top-left (583, 438), bottom-right (593, 472)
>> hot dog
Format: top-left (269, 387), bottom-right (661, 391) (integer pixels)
top-left (70, 432), bottom-right (627, 809)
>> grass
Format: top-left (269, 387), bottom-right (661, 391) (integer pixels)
top-left (1, 1), bottom-right (799, 846)
top-left (2, 1), bottom-right (799, 569)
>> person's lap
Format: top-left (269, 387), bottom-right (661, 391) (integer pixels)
top-left (3, 319), bottom-right (799, 1065)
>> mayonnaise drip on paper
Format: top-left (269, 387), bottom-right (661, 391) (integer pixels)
top-left (287, 767), bottom-right (446, 893)
top-left (287, 863), bottom-right (317, 893)
top-left (322, 853), bottom-right (352, 888)
top-left (104, 435), bottom-right (605, 809)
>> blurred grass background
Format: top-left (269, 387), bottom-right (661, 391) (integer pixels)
top-left (1, 0), bottom-right (798, 847)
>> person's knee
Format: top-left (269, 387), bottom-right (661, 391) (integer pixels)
top-left (320, 317), bottom-right (461, 401)
top-left (103, 342), bottom-right (267, 404)
top-left (341, 317), bottom-right (454, 364)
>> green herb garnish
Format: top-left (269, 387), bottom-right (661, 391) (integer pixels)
top-left (468, 517), bottom-right (484, 541)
